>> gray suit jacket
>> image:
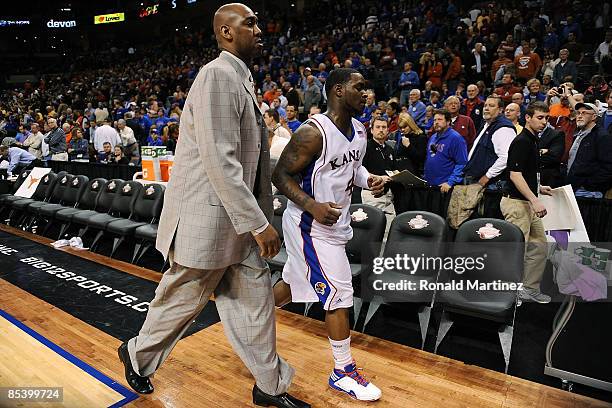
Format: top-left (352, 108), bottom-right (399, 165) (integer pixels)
top-left (156, 52), bottom-right (273, 269)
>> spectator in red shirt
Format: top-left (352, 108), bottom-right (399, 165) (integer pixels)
top-left (445, 96), bottom-right (477, 151)
top-left (461, 84), bottom-right (485, 130)
top-left (491, 49), bottom-right (513, 81)
top-left (494, 73), bottom-right (522, 103)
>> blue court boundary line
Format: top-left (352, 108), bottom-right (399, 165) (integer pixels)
top-left (0, 309), bottom-right (138, 408)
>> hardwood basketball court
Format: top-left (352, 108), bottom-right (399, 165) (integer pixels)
top-left (0, 224), bottom-right (609, 408)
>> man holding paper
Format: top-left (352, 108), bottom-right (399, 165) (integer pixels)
top-left (501, 101), bottom-right (553, 304)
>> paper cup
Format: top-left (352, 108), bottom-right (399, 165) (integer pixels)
top-left (593, 248), bottom-right (611, 262)
top-left (575, 244), bottom-right (596, 257)
top-left (593, 259), bottom-right (607, 272)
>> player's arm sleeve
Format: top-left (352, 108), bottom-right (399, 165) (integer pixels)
top-left (354, 165), bottom-right (371, 189)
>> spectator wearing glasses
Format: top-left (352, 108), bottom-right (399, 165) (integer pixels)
top-left (504, 103), bottom-right (523, 134)
top-left (566, 103), bottom-right (612, 196)
top-left (444, 96), bottom-right (477, 151)
top-left (424, 109), bottom-right (468, 193)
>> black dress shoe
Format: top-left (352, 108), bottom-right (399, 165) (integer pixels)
top-left (252, 385), bottom-right (310, 408)
top-left (118, 342), bottom-right (154, 394)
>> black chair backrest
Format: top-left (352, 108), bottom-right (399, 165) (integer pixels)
top-left (271, 195), bottom-right (288, 241)
top-left (79, 178), bottom-right (107, 210)
top-left (133, 183), bottom-right (165, 222)
top-left (49, 174), bottom-right (74, 204)
top-left (383, 211), bottom-right (448, 277)
top-left (346, 204), bottom-right (387, 264)
top-left (11, 170), bottom-right (31, 193)
top-left (110, 180), bottom-right (142, 218)
top-left (451, 218), bottom-right (525, 284)
top-left (61, 175), bottom-right (89, 207)
top-left (96, 179), bottom-right (125, 213)
top-left (31, 172), bottom-right (57, 201)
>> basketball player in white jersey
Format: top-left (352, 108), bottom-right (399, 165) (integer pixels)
top-left (272, 68), bottom-right (386, 401)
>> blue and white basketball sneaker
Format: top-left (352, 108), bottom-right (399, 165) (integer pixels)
top-left (328, 361), bottom-right (381, 401)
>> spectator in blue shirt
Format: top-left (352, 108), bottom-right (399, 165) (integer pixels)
top-left (427, 91), bottom-right (443, 109)
top-left (15, 124), bottom-right (29, 144)
top-left (271, 97), bottom-right (287, 120)
top-left (422, 106), bottom-right (435, 131)
top-left (525, 78), bottom-right (546, 105)
top-left (285, 105), bottom-right (302, 133)
top-left (407, 89), bottom-right (427, 128)
top-left (67, 128), bottom-right (89, 161)
top-left (146, 127), bottom-right (164, 146)
top-left (543, 24), bottom-right (560, 52)
top-left (603, 92), bottom-right (612, 131)
top-left (359, 90), bottom-right (377, 128)
top-left (0, 145), bottom-right (36, 174)
top-left (398, 62), bottom-right (420, 107)
top-left (424, 109), bottom-right (468, 192)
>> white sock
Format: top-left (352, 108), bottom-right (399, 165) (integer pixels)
top-left (329, 337), bottom-right (352, 370)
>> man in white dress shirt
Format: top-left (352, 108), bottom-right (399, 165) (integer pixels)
top-left (93, 118), bottom-right (122, 154)
top-left (463, 96), bottom-right (516, 189)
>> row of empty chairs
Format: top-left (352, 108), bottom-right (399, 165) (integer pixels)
top-left (269, 195), bottom-right (525, 373)
top-left (1, 176), bottom-right (525, 373)
top-left (0, 170), bottom-right (164, 264)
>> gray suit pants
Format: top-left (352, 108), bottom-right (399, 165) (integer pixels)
top-left (127, 247), bottom-right (294, 396)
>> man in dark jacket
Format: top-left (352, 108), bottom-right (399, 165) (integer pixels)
top-left (566, 103), bottom-right (612, 194)
top-left (538, 124), bottom-right (565, 187)
top-left (282, 82), bottom-right (300, 112)
top-left (552, 49), bottom-right (578, 86)
top-left (44, 118), bottom-right (67, 161)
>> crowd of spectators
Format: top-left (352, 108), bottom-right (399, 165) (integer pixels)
top-left (1, 0), bottom-right (611, 197)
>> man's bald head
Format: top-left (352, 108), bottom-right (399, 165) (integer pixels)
top-left (213, 3), bottom-right (247, 41)
top-left (504, 103), bottom-right (521, 123)
top-left (213, 3), bottom-right (262, 62)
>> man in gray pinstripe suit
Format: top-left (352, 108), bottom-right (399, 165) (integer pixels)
top-left (118, 4), bottom-right (309, 407)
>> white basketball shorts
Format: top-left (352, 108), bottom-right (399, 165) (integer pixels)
top-left (281, 211), bottom-right (354, 311)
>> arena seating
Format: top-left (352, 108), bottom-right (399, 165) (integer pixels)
top-left (345, 203), bottom-right (387, 329)
top-left (360, 211), bottom-right (447, 349)
top-left (433, 218), bottom-right (525, 374)
top-left (55, 178), bottom-right (108, 240)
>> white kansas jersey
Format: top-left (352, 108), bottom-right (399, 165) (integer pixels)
top-left (285, 113), bottom-right (369, 243)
